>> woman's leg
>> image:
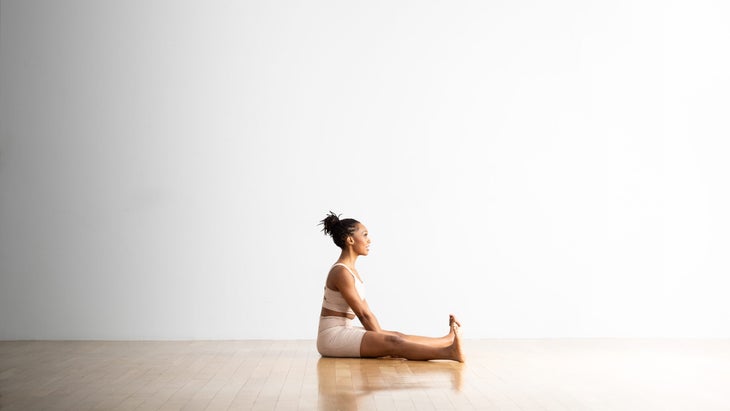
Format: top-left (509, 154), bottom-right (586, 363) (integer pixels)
top-left (381, 315), bottom-right (460, 347)
top-left (387, 332), bottom-right (453, 346)
top-left (360, 321), bottom-right (464, 362)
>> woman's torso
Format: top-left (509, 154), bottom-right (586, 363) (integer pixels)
top-left (321, 263), bottom-right (364, 319)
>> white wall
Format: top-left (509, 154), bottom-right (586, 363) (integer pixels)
top-left (1, 0), bottom-right (729, 340)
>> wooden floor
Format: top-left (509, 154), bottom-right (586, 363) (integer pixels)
top-left (1, 339), bottom-right (729, 410)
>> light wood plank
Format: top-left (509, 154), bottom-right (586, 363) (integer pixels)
top-left (1, 339), bottom-right (730, 410)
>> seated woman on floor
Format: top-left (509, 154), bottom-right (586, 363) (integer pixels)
top-left (316, 212), bottom-right (464, 362)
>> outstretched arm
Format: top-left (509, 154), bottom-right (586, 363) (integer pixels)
top-left (355, 299), bottom-right (383, 332)
top-left (331, 268), bottom-right (383, 332)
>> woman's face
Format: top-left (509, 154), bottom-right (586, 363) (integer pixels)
top-left (348, 223), bottom-right (371, 255)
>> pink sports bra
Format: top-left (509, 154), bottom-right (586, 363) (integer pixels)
top-left (321, 263), bottom-right (365, 315)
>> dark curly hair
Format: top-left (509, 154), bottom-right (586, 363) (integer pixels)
top-left (319, 211), bottom-right (360, 249)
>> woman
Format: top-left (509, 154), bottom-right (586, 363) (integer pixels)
top-left (317, 212), bottom-right (464, 362)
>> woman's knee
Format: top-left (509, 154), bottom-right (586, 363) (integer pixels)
top-left (385, 333), bottom-right (405, 346)
top-left (361, 332), bottom-right (404, 357)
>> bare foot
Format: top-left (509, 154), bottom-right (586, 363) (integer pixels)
top-left (449, 321), bottom-right (465, 363)
top-left (447, 315), bottom-right (462, 340)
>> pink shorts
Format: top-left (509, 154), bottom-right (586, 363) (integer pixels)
top-left (317, 316), bottom-right (367, 358)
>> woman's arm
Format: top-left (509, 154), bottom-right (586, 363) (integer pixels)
top-left (331, 269), bottom-right (383, 332)
top-left (355, 299), bottom-right (382, 332)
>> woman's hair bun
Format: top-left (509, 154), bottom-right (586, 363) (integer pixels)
top-left (319, 211), bottom-right (360, 249)
top-left (320, 211), bottom-right (341, 237)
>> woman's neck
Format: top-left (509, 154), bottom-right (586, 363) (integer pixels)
top-left (337, 249), bottom-right (358, 268)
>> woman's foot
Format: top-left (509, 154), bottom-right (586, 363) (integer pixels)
top-left (446, 314), bottom-right (461, 341)
top-left (449, 321), bottom-right (465, 363)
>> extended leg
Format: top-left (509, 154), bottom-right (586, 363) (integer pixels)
top-left (360, 321), bottom-right (464, 362)
top-left (381, 315), bottom-right (461, 347)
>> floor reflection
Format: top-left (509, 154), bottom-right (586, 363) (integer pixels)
top-left (317, 357), bottom-right (464, 410)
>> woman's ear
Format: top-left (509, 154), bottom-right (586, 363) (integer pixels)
top-left (347, 236), bottom-right (355, 245)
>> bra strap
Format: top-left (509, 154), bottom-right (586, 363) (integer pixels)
top-left (332, 263), bottom-right (359, 282)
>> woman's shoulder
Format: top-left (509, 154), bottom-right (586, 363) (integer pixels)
top-left (333, 262), bottom-right (358, 273)
top-left (329, 263), bottom-right (350, 276)
top-left (328, 264), bottom-right (356, 282)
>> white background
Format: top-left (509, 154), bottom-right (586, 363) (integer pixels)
top-left (1, 0), bottom-right (729, 340)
